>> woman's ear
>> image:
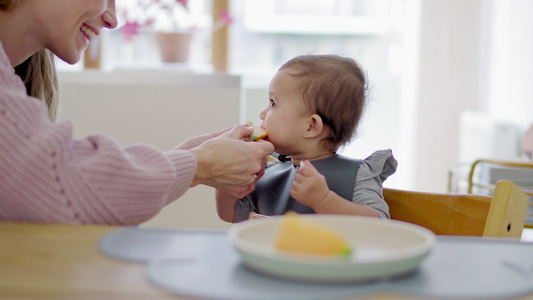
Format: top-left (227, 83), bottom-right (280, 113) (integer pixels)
top-left (304, 114), bottom-right (324, 138)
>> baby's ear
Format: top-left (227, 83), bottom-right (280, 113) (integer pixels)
top-left (304, 114), bottom-right (324, 138)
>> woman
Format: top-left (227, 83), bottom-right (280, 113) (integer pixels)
top-left (0, 0), bottom-right (274, 225)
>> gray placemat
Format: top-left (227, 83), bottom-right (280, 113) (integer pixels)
top-left (99, 227), bottom-right (227, 261)
top-left (99, 227), bottom-right (533, 299)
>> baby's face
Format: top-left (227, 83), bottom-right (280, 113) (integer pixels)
top-left (259, 69), bottom-right (310, 155)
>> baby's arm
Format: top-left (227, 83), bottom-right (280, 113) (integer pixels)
top-left (215, 190), bottom-right (240, 222)
top-left (290, 161), bottom-right (379, 217)
top-left (216, 155), bottom-right (269, 223)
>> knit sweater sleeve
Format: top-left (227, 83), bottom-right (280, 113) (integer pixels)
top-left (0, 43), bottom-right (197, 225)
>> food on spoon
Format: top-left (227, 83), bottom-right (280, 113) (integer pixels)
top-left (266, 155), bottom-right (277, 162)
top-left (246, 121), bottom-right (268, 141)
top-left (274, 212), bottom-right (352, 256)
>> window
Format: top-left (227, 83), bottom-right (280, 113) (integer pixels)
top-left (231, 0), bottom-right (409, 188)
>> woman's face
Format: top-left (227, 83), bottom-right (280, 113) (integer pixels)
top-left (29, 0), bottom-right (117, 64)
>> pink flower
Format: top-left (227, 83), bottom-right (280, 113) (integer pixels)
top-left (219, 9), bottom-right (233, 25)
top-left (117, 0), bottom-right (195, 37)
top-left (121, 21), bottom-right (142, 41)
top-left (212, 8), bottom-right (234, 32)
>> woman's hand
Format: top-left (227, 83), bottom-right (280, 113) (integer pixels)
top-left (189, 125), bottom-right (274, 198)
top-left (290, 160), bottom-right (330, 209)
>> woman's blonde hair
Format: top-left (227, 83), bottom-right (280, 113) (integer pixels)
top-left (2, 0), bottom-right (60, 121)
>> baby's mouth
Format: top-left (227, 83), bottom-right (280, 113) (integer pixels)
top-left (80, 24), bottom-right (96, 41)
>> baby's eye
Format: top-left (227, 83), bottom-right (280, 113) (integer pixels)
top-left (269, 99), bottom-right (275, 107)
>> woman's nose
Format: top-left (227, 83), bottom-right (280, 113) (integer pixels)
top-left (102, 1), bottom-right (118, 29)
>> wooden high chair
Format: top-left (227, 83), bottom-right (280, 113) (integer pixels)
top-left (448, 159), bottom-right (533, 228)
top-left (466, 159), bottom-right (533, 228)
top-left (383, 180), bottom-right (529, 238)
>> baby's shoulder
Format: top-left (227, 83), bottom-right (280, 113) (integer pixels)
top-left (358, 149), bottom-right (398, 181)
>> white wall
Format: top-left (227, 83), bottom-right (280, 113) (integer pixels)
top-left (485, 0), bottom-right (533, 130)
top-left (410, 0), bottom-right (483, 192)
top-left (58, 70), bottom-right (239, 229)
top-left (410, 0), bottom-right (533, 192)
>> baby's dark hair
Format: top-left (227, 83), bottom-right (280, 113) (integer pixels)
top-left (279, 54), bottom-right (367, 151)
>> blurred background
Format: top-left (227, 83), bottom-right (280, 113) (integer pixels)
top-left (56, 0), bottom-right (533, 228)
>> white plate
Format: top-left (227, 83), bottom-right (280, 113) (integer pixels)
top-left (228, 215), bottom-right (436, 282)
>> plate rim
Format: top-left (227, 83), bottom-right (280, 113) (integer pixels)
top-left (228, 215), bottom-right (437, 266)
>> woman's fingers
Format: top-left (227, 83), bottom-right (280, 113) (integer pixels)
top-left (190, 137), bottom-right (273, 191)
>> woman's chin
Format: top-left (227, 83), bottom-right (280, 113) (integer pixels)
top-left (57, 42), bottom-right (86, 64)
top-left (57, 53), bottom-right (82, 65)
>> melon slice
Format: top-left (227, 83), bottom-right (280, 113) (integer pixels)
top-left (274, 212), bottom-right (352, 256)
top-left (246, 121), bottom-right (268, 141)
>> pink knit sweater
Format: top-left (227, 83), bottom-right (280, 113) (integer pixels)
top-left (0, 42), bottom-right (197, 225)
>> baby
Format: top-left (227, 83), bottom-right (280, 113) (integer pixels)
top-left (216, 54), bottom-right (397, 222)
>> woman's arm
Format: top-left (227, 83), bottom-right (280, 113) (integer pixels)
top-left (0, 99), bottom-right (196, 225)
top-left (0, 49), bottom-right (273, 225)
top-left (0, 45), bottom-right (192, 225)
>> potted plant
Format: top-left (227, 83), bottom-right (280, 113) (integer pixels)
top-left (117, 0), bottom-right (197, 63)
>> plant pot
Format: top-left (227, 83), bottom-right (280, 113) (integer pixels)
top-left (154, 32), bottom-right (192, 63)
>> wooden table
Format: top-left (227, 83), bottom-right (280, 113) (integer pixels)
top-left (1, 222), bottom-right (532, 300)
top-left (0, 222), bottom-right (177, 300)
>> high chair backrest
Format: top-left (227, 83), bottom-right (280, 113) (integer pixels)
top-left (465, 159), bottom-right (533, 228)
top-left (383, 180), bottom-right (529, 238)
